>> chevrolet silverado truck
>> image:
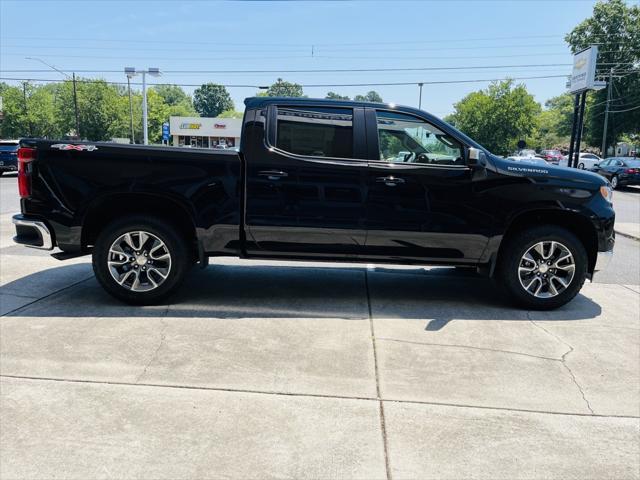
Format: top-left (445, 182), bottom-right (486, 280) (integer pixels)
top-left (13, 97), bottom-right (615, 309)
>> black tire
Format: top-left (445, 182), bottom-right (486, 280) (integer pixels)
top-left (92, 215), bottom-right (191, 305)
top-left (578, 163), bottom-right (585, 169)
top-left (498, 226), bottom-right (588, 310)
top-left (610, 175), bottom-right (619, 189)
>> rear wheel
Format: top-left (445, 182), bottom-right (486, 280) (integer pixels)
top-left (610, 175), bottom-right (619, 189)
top-left (578, 163), bottom-right (585, 169)
top-left (498, 226), bottom-right (587, 310)
top-left (92, 216), bottom-right (191, 305)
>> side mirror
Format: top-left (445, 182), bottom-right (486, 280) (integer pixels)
top-left (467, 147), bottom-right (486, 168)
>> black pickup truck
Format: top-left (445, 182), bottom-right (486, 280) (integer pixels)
top-left (13, 97), bottom-right (615, 309)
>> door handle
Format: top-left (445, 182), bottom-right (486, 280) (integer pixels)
top-left (259, 170), bottom-right (289, 180)
top-left (376, 176), bottom-right (405, 186)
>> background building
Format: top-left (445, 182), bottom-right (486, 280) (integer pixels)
top-left (169, 116), bottom-right (242, 148)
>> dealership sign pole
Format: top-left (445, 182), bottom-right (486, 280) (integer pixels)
top-left (566, 46), bottom-right (606, 168)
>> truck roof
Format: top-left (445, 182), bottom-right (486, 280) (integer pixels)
top-left (244, 96), bottom-right (485, 151)
top-left (244, 96), bottom-right (396, 110)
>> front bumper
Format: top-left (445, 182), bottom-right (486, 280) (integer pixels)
top-left (593, 249), bottom-right (613, 276)
top-left (12, 214), bottom-right (53, 250)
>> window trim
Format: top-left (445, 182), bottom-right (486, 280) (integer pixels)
top-left (366, 108), bottom-right (471, 169)
top-left (264, 103), bottom-right (368, 163)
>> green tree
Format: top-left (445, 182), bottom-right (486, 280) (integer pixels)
top-left (565, 0), bottom-right (640, 150)
top-left (193, 83), bottom-right (234, 117)
top-left (0, 83), bottom-right (30, 138)
top-left (154, 85), bottom-right (190, 106)
top-left (218, 109), bottom-right (244, 118)
top-left (0, 82), bottom-right (62, 139)
top-left (447, 79), bottom-right (541, 155)
top-left (354, 91), bottom-right (383, 103)
top-left (264, 78), bottom-right (304, 97)
top-left (325, 92), bottom-right (350, 100)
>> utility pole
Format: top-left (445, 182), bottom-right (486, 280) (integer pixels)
top-left (418, 83), bottom-right (424, 109)
top-left (127, 75), bottom-right (135, 144)
top-left (25, 57), bottom-right (80, 137)
top-left (72, 73), bottom-right (80, 138)
top-left (22, 82), bottom-right (33, 137)
top-left (600, 68), bottom-right (613, 158)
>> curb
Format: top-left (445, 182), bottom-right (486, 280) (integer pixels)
top-left (615, 229), bottom-right (640, 241)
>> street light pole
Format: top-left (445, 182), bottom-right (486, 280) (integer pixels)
top-left (141, 71), bottom-right (149, 145)
top-left (124, 67), bottom-right (160, 146)
top-left (127, 75), bottom-right (135, 144)
top-left (72, 72), bottom-right (80, 138)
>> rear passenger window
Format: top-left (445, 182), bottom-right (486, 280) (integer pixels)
top-left (275, 106), bottom-right (353, 158)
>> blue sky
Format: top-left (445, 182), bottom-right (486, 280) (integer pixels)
top-left (0, 0), bottom-right (629, 117)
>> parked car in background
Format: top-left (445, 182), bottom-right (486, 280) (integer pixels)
top-left (541, 149), bottom-right (563, 164)
top-left (505, 153), bottom-right (549, 166)
top-left (513, 149), bottom-right (537, 158)
top-left (0, 140), bottom-right (19, 175)
top-left (592, 157), bottom-right (640, 189)
top-left (559, 152), bottom-right (602, 170)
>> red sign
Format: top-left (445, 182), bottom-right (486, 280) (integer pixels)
top-left (214, 123), bottom-right (226, 129)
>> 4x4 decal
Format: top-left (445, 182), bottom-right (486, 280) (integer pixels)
top-left (51, 144), bottom-right (99, 152)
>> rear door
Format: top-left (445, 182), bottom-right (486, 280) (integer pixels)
top-left (244, 104), bottom-right (368, 259)
top-left (362, 108), bottom-right (491, 263)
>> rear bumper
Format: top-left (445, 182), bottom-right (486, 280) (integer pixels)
top-left (618, 176), bottom-right (640, 186)
top-left (12, 214), bottom-right (53, 250)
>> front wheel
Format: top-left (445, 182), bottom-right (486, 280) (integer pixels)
top-left (498, 226), bottom-right (587, 310)
top-left (92, 216), bottom-right (191, 305)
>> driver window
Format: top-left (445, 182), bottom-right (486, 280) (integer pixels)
top-left (376, 110), bottom-right (464, 165)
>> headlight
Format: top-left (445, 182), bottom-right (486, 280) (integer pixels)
top-left (600, 185), bottom-right (613, 204)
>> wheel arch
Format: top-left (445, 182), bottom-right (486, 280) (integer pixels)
top-left (81, 192), bottom-right (198, 254)
top-left (497, 209), bottom-right (599, 274)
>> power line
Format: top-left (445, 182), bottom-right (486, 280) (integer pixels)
top-left (0, 74), bottom-right (570, 88)
top-left (0, 62), bottom-right (574, 74)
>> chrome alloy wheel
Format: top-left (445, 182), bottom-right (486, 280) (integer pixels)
top-left (518, 241), bottom-right (575, 298)
top-left (107, 231), bottom-right (172, 292)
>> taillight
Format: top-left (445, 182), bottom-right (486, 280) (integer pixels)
top-left (18, 147), bottom-right (36, 198)
top-left (625, 168), bottom-right (639, 174)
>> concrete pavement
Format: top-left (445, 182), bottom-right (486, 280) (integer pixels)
top-left (1, 175), bottom-right (639, 479)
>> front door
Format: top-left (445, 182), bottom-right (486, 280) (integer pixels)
top-left (244, 104), bottom-right (368, 259)
top-left (362, 109), bottom-right (491, 263)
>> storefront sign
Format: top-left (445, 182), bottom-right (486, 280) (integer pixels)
top-left (162, 122), bottom-right (170, 140)
top-left (180, 122), bottom-right (202, 130)
top-left (214, 123), bottom-right (227, 129)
